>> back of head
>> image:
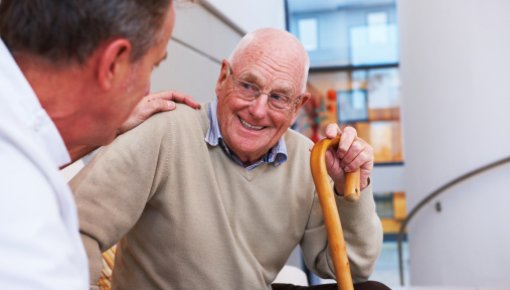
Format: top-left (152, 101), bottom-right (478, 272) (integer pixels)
top-left (0, 0), bottom-right (171, 64)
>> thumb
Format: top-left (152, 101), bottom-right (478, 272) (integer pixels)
top-left (167, 100), bottom-right (176, 110)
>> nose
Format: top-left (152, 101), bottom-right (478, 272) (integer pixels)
top-left (248, 93), bottom-right (269, 119)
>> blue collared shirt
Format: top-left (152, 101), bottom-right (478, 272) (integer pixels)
top-left (205, 100), bottom-right (288, 170)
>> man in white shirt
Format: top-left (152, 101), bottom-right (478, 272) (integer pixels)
top-left (0, 0), bottom-right (198, 288)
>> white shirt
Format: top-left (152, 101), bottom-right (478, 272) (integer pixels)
top-left (0, 39), bottom-right (88, 289)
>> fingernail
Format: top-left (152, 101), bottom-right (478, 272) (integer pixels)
top-left (168, 101), bottom-right (176, 109)
top-left (326, 127), bottom-right (335, 137)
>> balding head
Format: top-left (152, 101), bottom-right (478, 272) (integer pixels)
top-left (228, 28), bottom-right (309, 93)
top-left (214, 28), bottom-right (312, 165)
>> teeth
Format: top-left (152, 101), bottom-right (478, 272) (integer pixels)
top-left (240, 118), bottom-right (263, 130)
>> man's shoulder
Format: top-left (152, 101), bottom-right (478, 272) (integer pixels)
top-left (149, 103), bottom-right (205, 122)
top-left (133, 103), bottom-right (208, 135)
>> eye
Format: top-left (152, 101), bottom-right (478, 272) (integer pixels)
top-left (152, 62), bottom-right (162, 71)
top-left (269, 93), bottom-right (289, 103)
top-left (239, 81), bottom-right (258, 93)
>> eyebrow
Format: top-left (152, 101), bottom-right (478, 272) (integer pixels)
top-left (241, 72), bottom-right (294, 94)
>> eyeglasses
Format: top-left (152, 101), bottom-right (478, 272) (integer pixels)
top-left (227, 64), bottom-right (301, 112)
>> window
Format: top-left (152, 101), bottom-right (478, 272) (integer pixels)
top-left (287, 0), bottom-right (399, 68)
top-left (287, 0), bottom-right (407, 286)
top-left (298, 18), bottom-right (318, 51)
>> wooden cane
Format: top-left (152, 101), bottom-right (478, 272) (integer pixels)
top-left (310, 136), bottom-right (361, 290)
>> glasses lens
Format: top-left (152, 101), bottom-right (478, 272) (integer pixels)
top-left (268, 93), bottom-right (291, 110)
top-left (235, 79), bottom-right (259, 100)
top-left (231, 74), bottom-right (295, 111)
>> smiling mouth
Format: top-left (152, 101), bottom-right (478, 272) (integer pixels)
top-left (239, 117), bottom-right (264, 131)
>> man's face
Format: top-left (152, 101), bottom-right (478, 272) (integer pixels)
top-left (99, 3), bottom-right (176, 144)
top-left (215, 55), bottom-right (308, 165)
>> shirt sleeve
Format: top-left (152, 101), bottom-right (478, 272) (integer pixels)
top-left (69, 114), bottom-right (170, 287)
top-left (300, 183), bottom-right (383, 283)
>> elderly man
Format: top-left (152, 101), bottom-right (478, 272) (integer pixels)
top-left (71, 28), bottom-right (386, 290)
top-left (0, 0), bottom-right (199, 289)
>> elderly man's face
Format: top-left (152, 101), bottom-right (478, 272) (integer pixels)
top-left (215, 53), bottom-right (309, 165)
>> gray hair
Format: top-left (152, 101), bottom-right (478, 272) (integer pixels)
top-left (0, 0), bottom-right (172, 64)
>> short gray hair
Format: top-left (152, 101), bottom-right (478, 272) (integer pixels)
top-left (0, 0), bottom-right (172, 64)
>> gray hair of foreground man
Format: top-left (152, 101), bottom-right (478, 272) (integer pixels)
top-left (0, 0), bottom-right (172, 63)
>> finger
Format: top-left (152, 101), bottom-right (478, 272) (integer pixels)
top-left (337, 126), bottom-right (357, 159)
top-left (343, 145), bottom-right (373, 172)
top-left (167, 100), bottom-right (177, 110)
top-left (149, 91), bottom-right (201, 109)
top-left (146, 98), bottom-right (176, 115)
top-left (325, 148), bottom-right (345, 179)
top-left (326, 148), bottom-right (347, 193)
top-left (341, 138), bottom-right (366, 167)
top-left (167, 91), bottom-right (201, 109)
top-left (147, 91), bottom-right (173, 100)
top-left (360, 167), bottom-right (373, 189)
top-left (325, 148), bottom-right (338, 172)
top-left (325, 123), bottom-right (341, 139)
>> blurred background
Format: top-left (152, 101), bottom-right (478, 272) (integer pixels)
top-left (63, 0), bottom-right (510, 288)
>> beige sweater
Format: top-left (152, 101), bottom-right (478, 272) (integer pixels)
top-left (70, 104), bottom-right (383, 290)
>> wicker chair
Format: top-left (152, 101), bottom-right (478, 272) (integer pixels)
top-left (98, 245), bottom-right (116, 290)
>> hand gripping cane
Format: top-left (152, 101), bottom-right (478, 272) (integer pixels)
top-left (310, 136), bottom-right (361, 290)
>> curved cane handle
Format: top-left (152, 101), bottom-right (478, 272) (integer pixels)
top-left (310, 136), bottom-right (361, 290)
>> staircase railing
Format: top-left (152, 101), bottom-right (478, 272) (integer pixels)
top-left (396, 155), bottom-right (510, 286)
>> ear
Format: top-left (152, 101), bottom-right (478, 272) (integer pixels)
top-left (215, 59), bottom-right (230, 97)
top-left (291, 92), bottom-right (311, 123)
top-left (97, 39), bottom-right (132, 90)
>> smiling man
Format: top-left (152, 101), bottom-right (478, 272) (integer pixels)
top-left (71, 28), bottom-right (386, 290)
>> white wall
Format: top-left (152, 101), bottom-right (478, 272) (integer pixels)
top-left (150, 2), bottom-right (243, 103)
top-left (202, 0), bottom-right (285, 32)
top-left (399, 0), bottom-right (510, 287)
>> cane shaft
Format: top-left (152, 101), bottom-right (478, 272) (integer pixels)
top-left (310, 136), bottom-right (360, 290)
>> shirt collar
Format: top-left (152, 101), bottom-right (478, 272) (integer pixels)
top-left (205, 99), bottom-right (287, 170)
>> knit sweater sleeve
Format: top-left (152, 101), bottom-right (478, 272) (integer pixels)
top-left (69, 112), bottom-right (172, 287)
top-left (300, 184), bottom-right (383, 283)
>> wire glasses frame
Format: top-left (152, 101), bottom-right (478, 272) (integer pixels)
top-left (226, 63), bottom-right (302, 112)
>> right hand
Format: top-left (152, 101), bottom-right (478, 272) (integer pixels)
top-left (324, 124), bottom-right (374, 195)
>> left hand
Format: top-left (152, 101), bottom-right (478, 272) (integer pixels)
top-left (324, 123), bottom-right (374, 195)
top-left (118, 90), bottom-right (200, 134)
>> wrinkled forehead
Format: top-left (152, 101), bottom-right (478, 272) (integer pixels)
top-left (233, 46), bottom-right (306, 88)
top-left (238, 66), bottom-right (297, 94)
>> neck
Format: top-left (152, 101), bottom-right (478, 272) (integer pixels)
top-left (14, 53), bottom-right (95, 153)
top-left (226, 140), bottom-right (272, 167)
